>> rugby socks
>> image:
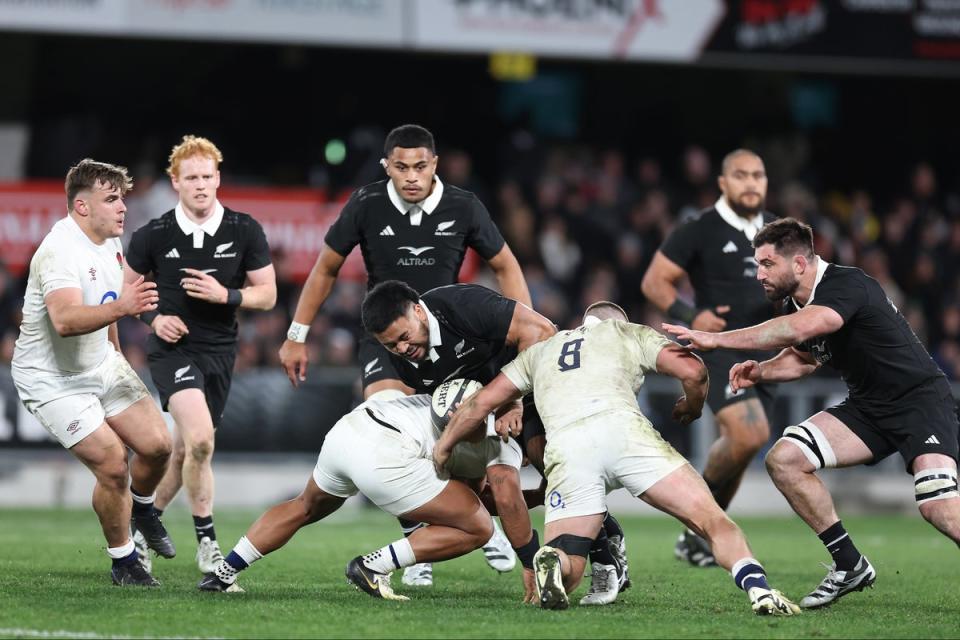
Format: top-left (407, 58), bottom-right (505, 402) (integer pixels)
top-left (216, 536), bottom-right (263, 584)
top-left (130, 488), bottom-right (156, 516)
top-left (731, 557), bottom-right (771, 593)
top-left (602, 511), bottom-right (625, 540)
top-left (194, 515), bottom-right (217, 543)
top-left (588, 528), bottom-right (618, 567)
top-left (398, 517), bottom-right (426, 537)
top-left (107, 539), bottom-right (139, 567)
top-left (818, 520), bottom-right (861, 571)
top-left (362, 538), bottom-right (416, 574)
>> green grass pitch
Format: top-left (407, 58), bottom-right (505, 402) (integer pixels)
top-left (1, 507), bottom-right (957, 639)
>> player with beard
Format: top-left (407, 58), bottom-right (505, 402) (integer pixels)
top-left (663, 217), bottom-right (960, 609)
top-left (642, 149), bottom-right (779, 567)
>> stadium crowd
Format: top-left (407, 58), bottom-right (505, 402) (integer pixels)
top-left (0, 143), bottom-right (958, 386)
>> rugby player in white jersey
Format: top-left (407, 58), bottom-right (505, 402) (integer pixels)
top-left (434, 302), bottom-right (800, 614)
top-left (12, 159), bottom-right (175, 586)
top-left (198, 392), bottom-right (537, 602)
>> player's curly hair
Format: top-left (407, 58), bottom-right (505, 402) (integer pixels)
top-left (166, 135), bottom-right (223, 178)
top-left (362, 280), bottom-right (421, 335)
top-left (753, 217), bottom-right (814, 259)
top-left (65, 159), bottom-right (133, 211)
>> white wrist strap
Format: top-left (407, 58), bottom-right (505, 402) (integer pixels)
top-left (287, 321), bottom-right (309, 343)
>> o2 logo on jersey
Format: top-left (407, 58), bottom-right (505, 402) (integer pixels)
top-left (548, 490), bottom-right (565, 509)
top-left (100, 291), bottom-right (118, 304)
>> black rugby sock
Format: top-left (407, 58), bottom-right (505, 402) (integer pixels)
top-left (818, 520), bottom-right (862, 571)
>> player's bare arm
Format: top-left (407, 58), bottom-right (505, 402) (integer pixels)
top-left (434, 374), bottom-right (523, 471)
top-left (45, 276), bottom-right (158, 337)
top-left (655, 343), bottom-right (708, 426)
top-left (179, 264), bottom-right (276, 310)
top-left (486, 244), bottom-right (532, 308)
top-left (641, 250), bottom-right (729, 331)
top-left (662, 304), bottom-right (844, 352)
top-left (279, 243), bottom-right (346, 386)
top-left (730, 347), bottom-right (817, 392)
top-left (505, 303), bottom-right (556, 352)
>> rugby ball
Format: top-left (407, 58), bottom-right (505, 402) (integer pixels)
top-left (430, 378), bottom-right (483, 430)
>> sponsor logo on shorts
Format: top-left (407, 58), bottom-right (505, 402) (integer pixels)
top-left (214, 242), bottom-right (237, 258)
top-left (174, 365), bottom-right (196, 384)
top-left (364, 358), bottom-right (383, 378)
top-left (724, 384), bottom-right (745, 400)
top-left (66, 420), bottom-right (81, 434)
top-left (548, 490), bottom-right (565, 509)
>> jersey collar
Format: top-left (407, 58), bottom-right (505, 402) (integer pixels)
top-left (715, 197), bottom-right (764, 241)
top-left (175, 200), bottom-right (225, 248)
top-left (387, 176), bottom-right (445, 225)
top-left (791, 255), bottom-right (829, 309)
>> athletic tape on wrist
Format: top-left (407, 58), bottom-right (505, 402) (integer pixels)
top-left (287, 321), bottom-right (310, 343)
top-left (225, 288), bottom-right (243, 307)
top-left (668, 299), bottom-right (697, 324)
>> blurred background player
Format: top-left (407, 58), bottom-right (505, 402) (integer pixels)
top-left (663, 217), bottom-right (960, 609)
top-left (642, 149), bottom-right (779, 566)
top-left (278, 124), bottom-right (530, 586)
top-left (11, 159), bottom-right (173, 586)
top-left (434, 301), bottom-right (799, 615)
top-left (125, 136), bottom-right (277, 573)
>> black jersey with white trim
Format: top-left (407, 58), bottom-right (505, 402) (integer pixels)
top-left (324, 179), bottom-right (505, 294)
top-left (387, 284), bottom-right (517, 394)
top-left (789, 263), bottom-right (945, 411)
top-left (126, 208), bottom-right (271, 352)
top-left (660, 207), bottom-right (778, 332)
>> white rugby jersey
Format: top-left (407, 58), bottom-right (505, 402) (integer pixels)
top-left (13, 215), bottom-right (125, 375)
top-left (502, 318), bottom-right (670, 434)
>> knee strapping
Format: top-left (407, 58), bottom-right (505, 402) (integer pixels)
top-left (546, 534), bottom-right (593, 558)
top-left (778, 421), bottom-right (837, 470)
top-left (914, 467), bottom-right (959, 505)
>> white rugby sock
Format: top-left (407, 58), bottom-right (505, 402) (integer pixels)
top-left (363, 538), bottom-right (416, 574)
top-left (107, 539), bottom-right (136, 559)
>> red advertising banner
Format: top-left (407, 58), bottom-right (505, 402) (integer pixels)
top-left (0, 182), bottom-right (479, 284)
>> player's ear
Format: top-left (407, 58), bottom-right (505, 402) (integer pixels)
top-left (380, 158), bottom-right (388, 172)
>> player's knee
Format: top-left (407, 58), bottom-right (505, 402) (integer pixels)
top-left (95, 458), bottom-right (130, 491)
top-left (732, 422), bottom-right (770, 458)
top-left (187, 437), bottom-right (215, 463)
top-left (765, 436), bottom-right (815, 480)
top-left (470, 510), bottom-right (494, 546)
top-left (915, 467), bottom-right (959, 518)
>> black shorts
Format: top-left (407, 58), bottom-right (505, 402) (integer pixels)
top-left (701, 350), bottom-right (777, 417)
top-left (357, 335), bottom-right (403, 390)
top-left (148, 345), bottom-right (236, 428)
top-left (826, 378), bottom-right (959, 473)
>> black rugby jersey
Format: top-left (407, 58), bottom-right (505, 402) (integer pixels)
top-left (790, 262), bottom-right (945, 412)
top-left (325, 178), bottom-right (505, 294)
top-left (661, 204), bottom-right (778, 360)
top-left (387, 284), bottom-right (517, 393)
top-left (126, 205), bottom-right (272, 352)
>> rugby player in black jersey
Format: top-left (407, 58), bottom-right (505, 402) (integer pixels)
top-left (664, 217), bottom-right (960, 609)
top-left (125, 136), bottom-right (276, 574)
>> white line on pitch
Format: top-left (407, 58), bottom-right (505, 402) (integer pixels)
top-left (0, 629), bottom-right (222, 640)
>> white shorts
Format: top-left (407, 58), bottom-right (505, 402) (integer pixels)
top-left (543, 412), bottom-right (687, 524)
top-left (12, 349), bottom-right (151, 449)
top-left (448, 437), bottom-right (522, 480)
top-left (312, 408), bottom-right (448, 517)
